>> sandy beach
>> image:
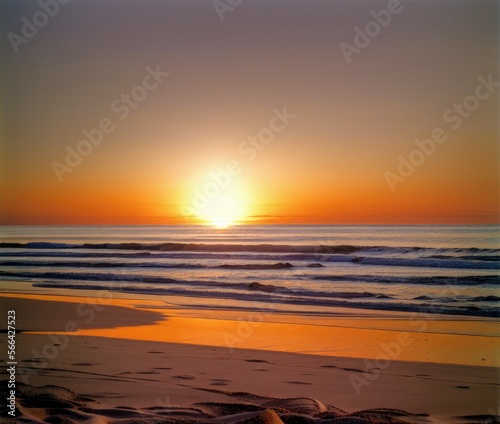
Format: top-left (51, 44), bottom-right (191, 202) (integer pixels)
top-left (1, 289), bottom-right (498, 423)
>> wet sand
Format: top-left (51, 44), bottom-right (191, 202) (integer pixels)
top-left (0, 292), bottom-right (498, 423)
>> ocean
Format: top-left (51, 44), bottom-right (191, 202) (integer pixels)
top-left (0, 225), bottom-right (499, 317)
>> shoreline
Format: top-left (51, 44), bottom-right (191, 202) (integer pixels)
top-left (1, 289), bottom-right (498, 367)
top-left (0, 291), bottom-right (499, 422)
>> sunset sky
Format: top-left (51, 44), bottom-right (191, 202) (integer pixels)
top-left (0, 0), bottom-right (498, 225)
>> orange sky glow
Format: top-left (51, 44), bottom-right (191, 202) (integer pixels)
top-left (1, 0), bottom-right (498, 225)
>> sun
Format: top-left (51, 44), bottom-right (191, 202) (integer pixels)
top-left (181, 172), bottom-right (251, 229)
top-left (198, 194), bottom-right (246, 228)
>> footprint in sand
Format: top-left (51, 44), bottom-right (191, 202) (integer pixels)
top-left (153, 367), bottom-right (172, 370)
top-left (72, 362), bottom-right (98, 367)
top-left (253, 369), bottom-right (269, 372)
top-left (321, 365), bottom-right (364, 373)
top-left (30, 358), bottom-right (48, 363)
top-left (244, 359), bottom-right (272, 364)
top-left (287, 381), bottom-right (312, 385)
top-left (210, 379), bottom-right (230, 386)
top-left (135, 370), bottom-right (160, 375)
top-left (147, 351), bottom-right (164, 354)
top-left (172, 375), bottom-right (195, 380)
top-left (455, 385), bottom-right (470, 389)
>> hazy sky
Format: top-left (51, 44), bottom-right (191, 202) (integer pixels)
top-left (1, 0), bottom-right (498, 225)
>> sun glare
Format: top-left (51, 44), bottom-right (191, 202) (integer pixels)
top-left (199, 194), bottom-right (246, 228)
top-left (184, 178), bottom-right (251, 229)
top-left (181, 171), bottom-right (252, 229)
